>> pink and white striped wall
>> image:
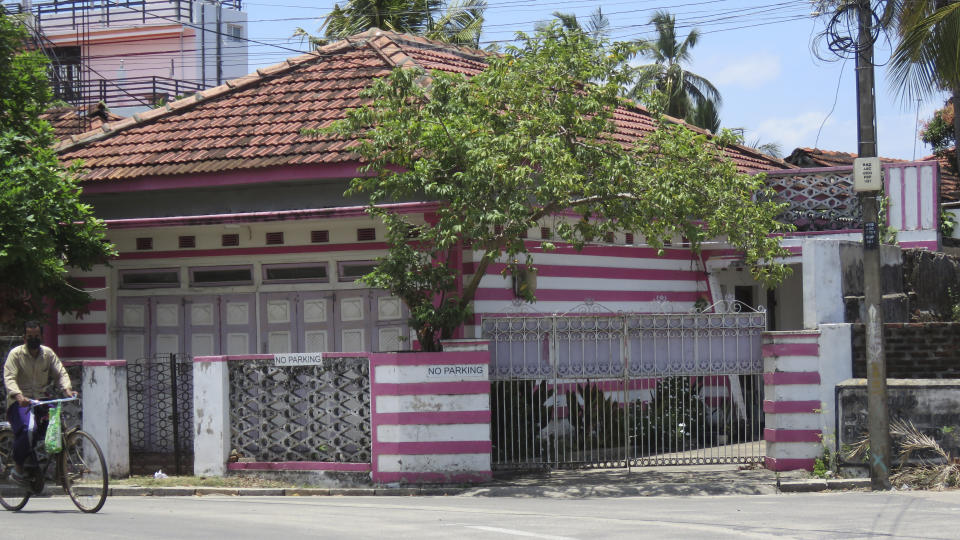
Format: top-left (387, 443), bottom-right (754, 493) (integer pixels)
top-left (57, 271), bottom-right (109, 361)
top-left (370, 340), bottom-right (492, 484)
top-left (761, 325), bottom-right (853, 472)
top-left (762, 331), bottom-right (824, 471)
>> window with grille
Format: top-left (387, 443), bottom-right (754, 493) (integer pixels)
top-left (190, 266), bottom-right (253, 286)
top-left (119, 268), bottom-right (179, 289)
top-left (222, 234), bottom-right (240, 247)
top-left (266, 232), bottom-right (284, 245)
top-left (263, 263), bottom-right (329, 283)
top-left (357, 228), bottom-right (376, 241)
top-left (338, 261), bottom-right (377, 282)
top-left (178, 235), bottom-right (196, 248)
top-left (311, 230), bottom-right (329, 243)
top-left (136, 237), bottom-right (153, 250)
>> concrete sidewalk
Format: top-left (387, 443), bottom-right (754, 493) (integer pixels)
top-left (94, 465), bottom-right (867, 498)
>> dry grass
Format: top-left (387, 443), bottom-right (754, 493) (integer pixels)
top-left (844, 419), bottom-right (960, 491)
top-left (112, 475), bottom-right (288, 488)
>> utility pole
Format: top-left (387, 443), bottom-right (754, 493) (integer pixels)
top-left (855, 0), bottom-right (890, 491)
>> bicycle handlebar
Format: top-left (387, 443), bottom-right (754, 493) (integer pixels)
top-left (28, 396), bottom-right (79, 408)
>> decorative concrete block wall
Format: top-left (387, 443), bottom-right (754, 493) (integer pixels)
top-left (370, 339), bottom-right (491, 484)
top-left (193, 340), bottom-right (492, 484)
top-left (762, 325), bottom-right (852, 471)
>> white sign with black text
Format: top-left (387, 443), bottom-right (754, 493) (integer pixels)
top-left (274, 353), bottom-right (325, 367)
top-left (424, 364), bottom-right (487, 380)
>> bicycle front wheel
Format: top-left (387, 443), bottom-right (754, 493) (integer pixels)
top-left (0, 427), bottom-right (30, 511)
top-left (61, 430), bottom-right (107, 513)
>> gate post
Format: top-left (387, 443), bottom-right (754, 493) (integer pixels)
top-left (82, 360), bottom-right (130, 477)
top-left (193, 356), bottom-right (231, 476)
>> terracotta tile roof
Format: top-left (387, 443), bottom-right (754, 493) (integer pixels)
top-left (921, 149), bottom-right (960, 203)
top-left (785, 147), bottom-right (908, 168)
top-left (59, 29), bottom-right (788, 184)
top-left (41, 103), bottom-right (124, 140)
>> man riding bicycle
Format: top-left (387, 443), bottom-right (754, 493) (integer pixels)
top-left (3, 321), bottom-right (77, 485)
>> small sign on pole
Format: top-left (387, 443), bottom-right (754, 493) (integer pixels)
top-left (853, 157), bottom-right (883, 192)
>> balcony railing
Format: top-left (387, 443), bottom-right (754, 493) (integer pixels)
top-left (54, 75), bottom-right (205, 109)
top-left (2, 1), bottom-right (242, 32)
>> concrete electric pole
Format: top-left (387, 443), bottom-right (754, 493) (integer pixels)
top-left (854, 0), bottom-right (891, 491)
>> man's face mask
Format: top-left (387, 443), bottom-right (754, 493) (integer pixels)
top-left (26, 336), bottom-right (42, 350)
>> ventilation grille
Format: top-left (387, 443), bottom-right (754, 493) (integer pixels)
top-left (604, 232), bottom-right (615, 243)
top-left (266, 232), bottom-right (284, 245)
top-left (311, 230), bottom-right (329, 243)
top-left (178, 236), bottom-right (196, 249)
top-left (540, 227), bottom-right (551, 239)
top-left (222, 234), bottom-right (240, 247)
top-left (357, 228), bottom-right (376, 241)
top-left (135, 237), bottom-right (153, 250)
top-left (625, 233), bottom-right (634, 245)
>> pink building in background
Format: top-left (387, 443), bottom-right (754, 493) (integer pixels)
top-left (5, 0), bottom-right (247, 119)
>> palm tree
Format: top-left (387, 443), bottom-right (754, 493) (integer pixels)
top-left (630, 11), bottom-right (722, 121)
top-left (543, 7), bottom-right (611, 41)
top-left (688, 98), bottom-right (720, 133)
top-left (297, 0), bottom-right (486, 48)
top-left (886, 1), bottom-right (960, 172)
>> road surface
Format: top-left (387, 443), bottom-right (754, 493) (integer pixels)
top-left (1, 490), bottom-right (958, 539)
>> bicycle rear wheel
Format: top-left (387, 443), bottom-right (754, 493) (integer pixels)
top-left (61, 430), bottom-right (107, 513)
top-left (0, 427), bottom-right (30, 511)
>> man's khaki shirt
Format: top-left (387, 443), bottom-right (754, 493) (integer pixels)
top-left (3, 344), bottom-right (72, 409)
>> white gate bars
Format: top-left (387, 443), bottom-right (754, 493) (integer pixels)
top-left (482, 300), bottom-right (767, 469)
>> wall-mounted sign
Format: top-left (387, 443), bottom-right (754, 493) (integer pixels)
top-left (853, 157), bottom-right (883, 192)
top-left (424, 364), bottom-right (487, 380)
top-left (274, 353), bottom-right (324, 367)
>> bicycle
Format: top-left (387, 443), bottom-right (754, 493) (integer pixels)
top-left (0, 396), bottom-right (108, 513)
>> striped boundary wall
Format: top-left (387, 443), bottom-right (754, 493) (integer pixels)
top-left (762, 331), bottom-right (823, 471)
top-left (762, 326), bottom-right (853, 471)
top-left (370, 339), bottom-right (492, 484)
top-left (195, 340), bottom-right (492, 484)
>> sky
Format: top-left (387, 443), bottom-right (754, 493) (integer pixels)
top-left (240, 0), bottom-right (947, 162)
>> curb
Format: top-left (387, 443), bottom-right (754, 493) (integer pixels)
top-left (778, 478), bottom-right (871, 493)
top-left (108, 486), bottom-right (468, 497)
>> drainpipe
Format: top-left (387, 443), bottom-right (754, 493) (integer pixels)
top-left (216, 1), bottom-right (222, 85)
top-left (200, 3), bottom-right (206, 87)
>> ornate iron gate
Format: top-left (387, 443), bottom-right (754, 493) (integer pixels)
top-left (228, 356), bottom-right (371, 463)
top-left (127, 353), bottom-right (194, 475)
top-left (483, 301), bottom-right (766, 470)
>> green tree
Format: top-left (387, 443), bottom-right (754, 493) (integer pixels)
top-left (0, 13), bottom-right (115, 326)
top-left (920, 99), bottom-right (955, 154)
top-left (886, 1), bottom-right (960, 172)
top-left (297, 0), bottom-right (486, 48)
top-left (321, 24), bottom-right (790, 351)
top-left (630, 11), bottom-right (722, 125)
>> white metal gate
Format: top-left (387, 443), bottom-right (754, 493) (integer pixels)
top-left (482, 300), bottom-right (766, 469)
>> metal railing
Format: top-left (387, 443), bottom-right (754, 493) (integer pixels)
top-left (127, 353), bottom-right (194, 475)
top-left (3, 1), bottom-right (243, 31)
top-left (482, 300), bottom-right (767, 469)
top-left (53, 76), bottom-right (205, 109)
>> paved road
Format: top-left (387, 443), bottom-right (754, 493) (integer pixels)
top-left (2, 490), bottom-right (958, 539)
